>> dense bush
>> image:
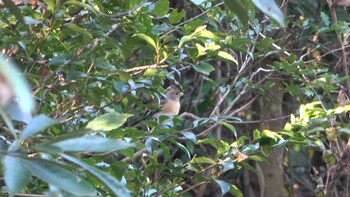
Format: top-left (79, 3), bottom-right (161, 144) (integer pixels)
top-left (0, 0), bottom-right (349, 196)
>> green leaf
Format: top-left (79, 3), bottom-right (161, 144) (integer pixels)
top-left (251, 0), bottom-right (285, 27)
top-left (192, 63), bottom-right (215, 75)
top-left (22, 158), bottom-right (97, 196)
top-left (191, 156), bottom-right (216, 164)
top-left (50, 136), bottom-right (135, 152)
top-left (64, 23), bottom-right (93, 39)
top-left (62, 154), bottom-right (130, 197)
top-left (223, 0), bottom-right (248, 28)
top-left (262, 129), bottom-right (282, 141)
top-left (178, 35), bottom-right (193, 48)
top-left (43, 0), bottom-right (55, 12)
top-left (133, 33), bottom-right (158, 51)
top-left (23, 16), bottom-right (41, 25)
top-left (218, 51), bottom-right (238, 64)
top-left (248, 155), bottom-right (267, 162)
top-left (253, 129), bottom-right (260, 140)
top-left (153, 0), bottom-right (169, 17)
top-left (320, 12), bottom-right (330, 27)
top-left (3, 143), bottom-right (31, 196)
top-left (2, 0), bottom-right (30, 32)
top-left (0, 56), bottom-right (35, 115)
top-left (220, 122), bottom-right (237, 138)
top-left (167, 138), bottom-right (191, 159)
top-left (114, 81), bottom-right (129, 95)
top-left (64, 1), bottom-right (97, 15)
top-left (154, 139), bottom-right (171, 160)
top-left (181, 131), bottom-right (197, 143)
top-left (338, 128), bottom-right (350, 134)
top-left (214, 179), bottom-right (230, 196)
top-left (169, 9), bottom-right (186, 24)
top-left (229, 184), bottom-right (243, 197)
top-left (67, 70), bottom-right (87, 81)
top-left (198, 138), bottom-right (229, 156)
top-left (86, 112), bottom-right (133, 131)
top-left (189, 0), bottom-right (207, 5)
top-left (20, 114), bottom-right (57, 140)
top-left (196, 30), bottom-right (220, 41)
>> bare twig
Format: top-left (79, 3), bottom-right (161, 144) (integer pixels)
top-left (180, 112), bottom-right (200, 120)
top-left (124, 64), bottom-right (168, 73)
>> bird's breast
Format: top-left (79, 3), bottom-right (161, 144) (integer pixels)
top-left (161, 100), bottom-right (180, 115)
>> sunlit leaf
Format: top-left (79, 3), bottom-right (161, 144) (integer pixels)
top-left (86, 112), bottom-right (133, 131)
top-left (196, 30), bottom-right (220, 41)
top-left (133, 33), bottom-right (158, 51)
top-left (218, 51), bottom-right (238, 64)
top-left (192, 63), bottom-right (215, 75)
top-left (169, 9), bottom-right (186, 24)
top-left (229, 184), bottom-right (243, 197)
top-left (178, 35), bottom-right (193, 48)
top-left (248, 155), bottom-right (266, 162)
top-left (262, 129), bottom-right (282, 141)
top-left (253, 129), bottom-right (260, 140)
top-left (153, 0), bottom-right (169, 17)
top-left (191, 156), bottom-right (216, 164)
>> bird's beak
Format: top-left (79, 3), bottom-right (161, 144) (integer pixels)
top-left (180, 92), bottom-right (184, 97)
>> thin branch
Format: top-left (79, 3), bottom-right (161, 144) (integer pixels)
top-left (327, 0), bottom-right (350, 94)
top-left (124, 64), bottom-right (168, 73)
top-left (222, 68), bottom-right (274, 116)
top-left (225, 115), bottom-right (290, 124)
top-left (229, 96), bottom-right (258, 116)
top-left (87, 0), bottom-right (147, 19)
top-left (180, 112), bottom-right (200, 120)
top-left (160, 2), bottom-right (224, 39)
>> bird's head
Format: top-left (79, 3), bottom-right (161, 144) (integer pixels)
top-left (164, 85), bottom-right (183, 101)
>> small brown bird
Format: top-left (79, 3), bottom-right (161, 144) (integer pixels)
top-left (132, 85), bottom-right (183, 128)
top-left (153, 85), bottom-right (183, 118)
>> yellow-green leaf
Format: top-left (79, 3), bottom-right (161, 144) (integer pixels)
top-left (218, 51), bottom-right (238, 64)
top-left (133, 33), bottom-right (158, 51)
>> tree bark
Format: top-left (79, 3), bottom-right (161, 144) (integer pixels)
top-left (257, 72), bottom-right (285, 197)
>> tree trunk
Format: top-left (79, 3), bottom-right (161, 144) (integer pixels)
top-left (257, 72), bottom-right (285, 197)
